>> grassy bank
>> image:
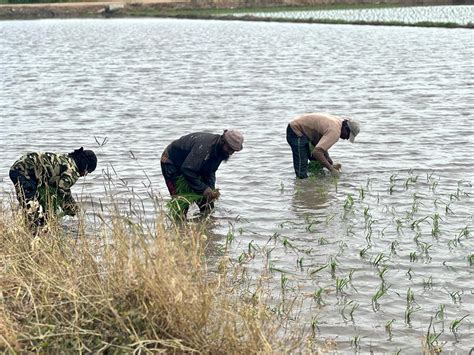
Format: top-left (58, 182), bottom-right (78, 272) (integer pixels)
top-left (0, 196), bottom-right (311, 352)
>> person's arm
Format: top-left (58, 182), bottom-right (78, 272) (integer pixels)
top-left (59, 189), bottom-right (79, 216)
top-left (203, 172), bottom-right (216, 189)
top-left (57, 171), bottom-right (80, 216)
top-left (324, 150), bottom-right (333, 165)
top-left (312, 147), bottom-right (339, 177)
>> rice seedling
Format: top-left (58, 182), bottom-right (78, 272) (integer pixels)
top-left (359, 244), bottom-right (371, 258)
top-left (468, 254), bottom-right (474, 266)
top-left (406, 267), bottom-right (414, 280)
top-left (348, 301), bottom-right (359, 320)
top-left (442, 260), bottom-right (455, 271)
top-left (405, 305), bottom-right (420, 325)
top-left (450, 314), bottom-right (469, 334)
top-left (406, 288), bottom-right (415, 305)
top-left (378, 266), bottom-right (389, 281)
top-left (449, 291), bottom-right (462, 304)
top-left (396, 219), bottom-right (404, 235)
top-left (424, 317), bottom-right (443, 352)
top-left (226, 223), bottom-right (235, 246)
top-left (409, 251), bottom-right (418, 262)
top-left (310, 316), bottom-right (319, 338)
top-left (359, 186), bottom-right (366, 201)
top-left (338, 240), bottom-right (348, 254)
top-left (414, 231), bottom-right (422, 245)
top-left (385, 319), bottom-right (394, 340)
top-left (296, 256), bottom-right (304, 270)
top-left (390, 240), bottom-right (399, 255)
top-left (411, 216), bottom-right (429, 230)
top-left (335, 276), bottom-right (350, 294)
top-left (363, 206), bottom-right (371, 221)
top-left (350, 335), bottom-right (361, 351)
top-left (282, 237), bottom-right (294, 249)
top-left (419, 241), bottom-right (433, 258)
top-left (248, 239), bottom-right (258, 254)
top-left (431, 213), bottom-right (441, 237)
top-left (435, 305), bottom-right (446, 321)
top-left (372, 253), bottom-right (388, 268)
top-left (318, 236), bottom-right (329, 245)
top-left (330, 257), bottom-right (338, 278)
top-left (313, 287), bottom-right (325, 306)
top-left (343, 194), bottom-right (354, 210)
top-left (280, 273), bottom-right (289, 292)
top-left (456, 226), bottom-right (470, 242)
top-left (423, 276), bottom-right (433, 290)
top-left (372, 282), bottom-right (390, 312)
top-left (389, 182), bottom-right (395, 195)
top-left (348, 269), bottom-right (355, 283)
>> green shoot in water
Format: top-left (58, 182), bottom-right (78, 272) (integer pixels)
top-left (450, 314), bottom-right (469, 334)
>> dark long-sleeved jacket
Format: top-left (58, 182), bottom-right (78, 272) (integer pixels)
top-left (161, 132), bottom-right (225, 193)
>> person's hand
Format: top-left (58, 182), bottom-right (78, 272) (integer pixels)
top-left (330, 168), bottom-right (340, 178)
top-left (203, 187), bottom-right (220, 202)
top-left (333, 163), bottom-right (342, 171)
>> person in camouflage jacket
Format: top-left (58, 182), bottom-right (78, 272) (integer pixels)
top-left (9, 147), bottom-right (97, 225)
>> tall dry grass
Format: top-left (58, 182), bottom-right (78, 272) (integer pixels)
top-left (0, 195), bottom-right (310, 353)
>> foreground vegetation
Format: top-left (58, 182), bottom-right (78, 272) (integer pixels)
top-left (0, 195), bottom-right (311, 353)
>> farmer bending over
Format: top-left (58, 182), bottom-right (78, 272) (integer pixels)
top-left (286, 112), bottom-right (360, 179)
top-left (9, 147), bottom-right (97, 226)
top-left (161, 129), bottom-right (244, 217)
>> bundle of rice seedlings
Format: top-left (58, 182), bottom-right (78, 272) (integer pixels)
top-left (37, 185), bottom-right (64, 216)
top-left (308, 143), bottom-right (324, 176)
top-left (166, 176), bottom-right (219, 221)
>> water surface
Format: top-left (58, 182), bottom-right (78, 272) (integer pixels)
top-left (0, 19), bottom-right (473, 353)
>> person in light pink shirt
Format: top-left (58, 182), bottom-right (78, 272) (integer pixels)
top-left (286, 112), bottom-right (360, 179)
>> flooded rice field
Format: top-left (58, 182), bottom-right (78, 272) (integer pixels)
top-left (229, 5), bottom-right (474, 26)
top-left (0, 18), bottom-right (473, 352)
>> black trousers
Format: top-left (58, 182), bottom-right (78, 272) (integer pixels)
top-left (286, 124), bottom-right (311, 179)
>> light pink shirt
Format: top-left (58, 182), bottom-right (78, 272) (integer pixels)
top-left (289, 112), bottom-right (342, 151)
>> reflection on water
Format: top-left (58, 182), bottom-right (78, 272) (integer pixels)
top-left (0, 19), bottom-right (473, 352)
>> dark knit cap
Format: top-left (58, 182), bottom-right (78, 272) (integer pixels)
top-left (69, 147), bottom-right (97, 174)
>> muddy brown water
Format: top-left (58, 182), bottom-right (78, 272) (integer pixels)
top-left (1, 18), bottom-right (473, 352)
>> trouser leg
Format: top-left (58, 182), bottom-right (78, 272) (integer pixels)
top-left (286, 125), bottom-right (309, 179)
top-left (9, 170), bottom-right (43, 226)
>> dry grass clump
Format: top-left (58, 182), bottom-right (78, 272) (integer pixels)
top-left (0, 198), bottom-right (301, 353)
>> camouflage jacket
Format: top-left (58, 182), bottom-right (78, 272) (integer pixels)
top-left (10, 152), bottom-right (81, 215)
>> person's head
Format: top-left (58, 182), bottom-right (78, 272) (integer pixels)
top-left (68, 147), bottom-right (97, 176)
top-left (218, 129), bottom-right (244, 161)
top-left (341, 117), bottom-right (360, 143)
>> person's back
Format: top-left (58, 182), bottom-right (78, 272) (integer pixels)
top-left (11, 152), bottom-right (80, 191)
top-left (163, 132), bottom-right (222, 174)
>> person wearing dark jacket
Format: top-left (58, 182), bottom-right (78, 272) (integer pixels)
top-left (161, 129), bottom-right (244, 216)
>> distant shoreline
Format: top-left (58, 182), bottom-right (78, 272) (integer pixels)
top-left (0, 1), bottom-right (472, 28)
